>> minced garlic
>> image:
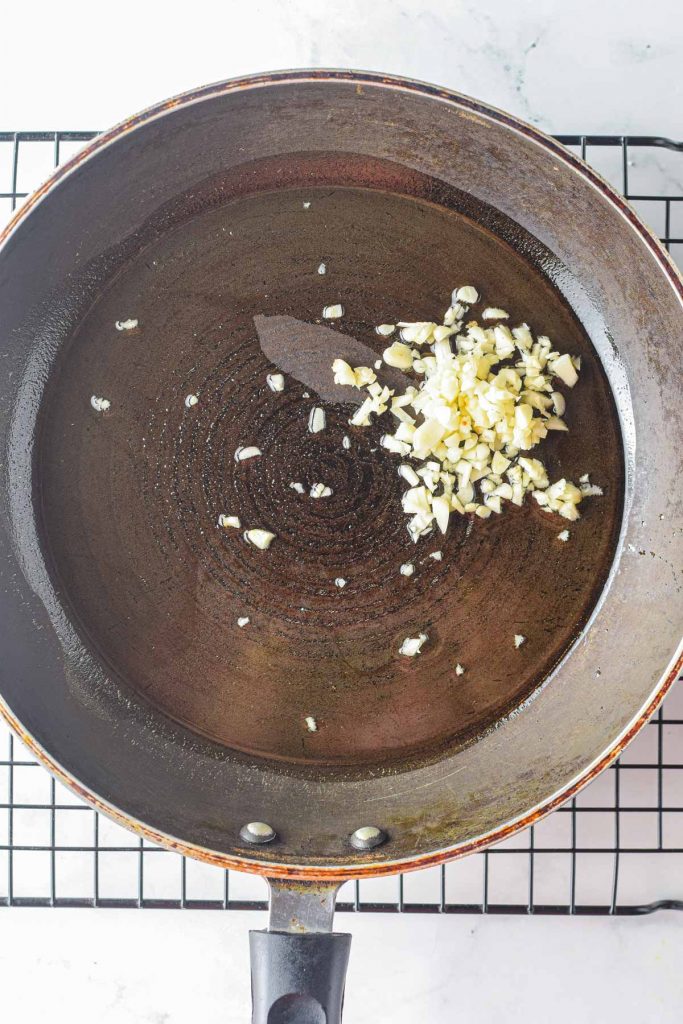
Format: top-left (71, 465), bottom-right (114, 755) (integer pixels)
top-left (399, 633), bottom-right (428, 657)
top-left (335, 286), bottom-right (598, 540)
top-left (218, 514), bottom-right (241, 529)
top-left (310, 483), bottom-right (333, 498)
top-left (244, 529), bottom-right (276, 550)
top-left (234, 445), bottom-right (262, 462)
top-left (308, 407), bottom-right (326, 433)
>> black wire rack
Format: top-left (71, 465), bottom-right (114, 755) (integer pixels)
top-left (0, 131), bottom-right (681, 915)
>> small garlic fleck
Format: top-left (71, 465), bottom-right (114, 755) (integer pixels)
top-left (342, 435), bottom-right (351, 450)
top-left (429, 551), bottom-right (443, 561)
top-left (303, 201), bottom-right (311, 209)
top-left (318, 262), bottom-right (327, 275)
top-left (334, 577), bottom-right (347, 588)
top-left (375, 324), bottom-right (396, 337)
top-left (455, 663), bottom-right (465, 676)
top-left (398, 464), bottom-right (420, 487)
top-left (456, 285), bottom-right (479, 304)
top-left (374, 360), bottom-right (382, 369)
top-left (266, 373), bottom-right (285, 392)
top-left (310, 483), bottom-right (333, 498)
top-left (289, 481), bottom-right (305, 494)
top-left (399, 633), bottom-right (428, 657)
top-left (322, 304), bottom-right (344, 319)
top-left (305, 715), bottom-right (317, 732)
top-left (234, 445), bottom-right (262, 462)
top-left (557, 529), bottom-right (570, 542)
top-left (400, 562), bottom-right (415, 577)
top-left (244, 528), bottom-right (276, 550)
top-left (482, 308), bottom-right (509, 320)
top-left (514, 634), bottom-right (526, 648)
top-left (308, 406), bottom-right (326, 433)
top-left (185, 394), bottom-right (199, 408)
top-left (302, 391), bottom-right (310, 398)
top-left (237, 616), bottom-right (250, 628)
top-left (383, 341), bottom-right (414, 369)
top-left (90, 395), bottom-right (111, 412)
top-left (115, 318), bottom-right (138, 331)
top-left (218, 514), bottom-right (241, 529)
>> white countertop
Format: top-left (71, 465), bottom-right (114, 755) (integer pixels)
top-left (2, 0), bottom-right (681, 137)
top-left (2, 908), bottom-right (683, 1023)
top-left (1, 1), bottom-right (681, 1021)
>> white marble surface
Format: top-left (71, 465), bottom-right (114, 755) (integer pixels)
top-left (2, 909), bottom-right (683, 1023)
top-left (1, 1), bottom-right (682, 1021)
top-left (0, 0), bottom-right (681, 137)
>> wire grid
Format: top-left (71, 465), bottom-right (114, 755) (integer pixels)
top-left (0, 131), bottom-right (681, 914)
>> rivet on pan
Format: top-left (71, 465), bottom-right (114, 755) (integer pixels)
top-left (240, 821), bottom-right (277, 845)
top-left (350, 826), bottom-right (387, 851)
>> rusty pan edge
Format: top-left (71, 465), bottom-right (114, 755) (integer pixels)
top-left (0, 68), bottom-right (681, 879)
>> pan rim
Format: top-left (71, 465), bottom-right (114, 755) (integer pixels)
top-left (1, 644), bottom-right (681, 880)
top-left (0, 67), bottom-right (681, 880)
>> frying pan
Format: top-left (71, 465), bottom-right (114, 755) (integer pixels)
top-left (0, 70), bottom-right (681, 1022)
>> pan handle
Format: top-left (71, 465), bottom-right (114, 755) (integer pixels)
top-left (250, 879), bottom-right (351, 1024)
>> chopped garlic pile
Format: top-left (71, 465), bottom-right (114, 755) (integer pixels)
top-left (334, 287), bottom-right (598, 541)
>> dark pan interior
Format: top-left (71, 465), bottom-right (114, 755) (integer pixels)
top-left (36, 152), bottom-right (624, 769)
top-left (2, 75), bottom-right (678, 872)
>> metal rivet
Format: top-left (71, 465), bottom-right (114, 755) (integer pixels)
top-left (350, 825), bottom-right (387, 851)
top-left (240, 821), bottom-right (276, 845)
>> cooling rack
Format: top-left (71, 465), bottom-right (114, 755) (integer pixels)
top-left (1, 131), bottom-right (681, 914)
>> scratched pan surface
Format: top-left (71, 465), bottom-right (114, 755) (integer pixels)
top-left (38, 159), bottom-right (622, 765)
top-left (0, 72), bottom-right (680, 876)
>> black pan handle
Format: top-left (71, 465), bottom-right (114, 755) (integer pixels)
top-left (250, 930), bottom-right (351, 1023)
top-left (250, 878), bottom-right (350, 1023)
